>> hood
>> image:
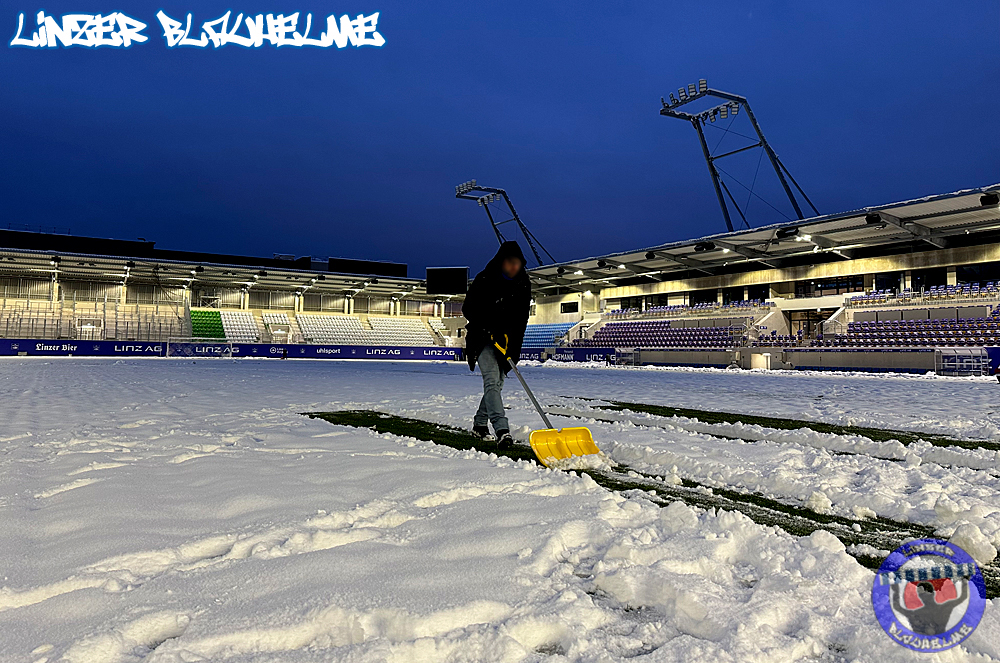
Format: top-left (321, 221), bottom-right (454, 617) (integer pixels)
top-left (489, 240), bottom-right (528, 272)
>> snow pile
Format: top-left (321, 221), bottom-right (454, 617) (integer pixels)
top-left (950, 523), bottom-right (999, 566)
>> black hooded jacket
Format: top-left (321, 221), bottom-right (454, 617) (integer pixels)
top-left (462, 241), bottom-right (532, 373)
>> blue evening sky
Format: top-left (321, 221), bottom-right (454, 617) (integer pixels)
top-left (2, 1), bottom-right (997, 275)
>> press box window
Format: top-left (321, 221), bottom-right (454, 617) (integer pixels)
top-left (561, 301), bottom-right (579, 314)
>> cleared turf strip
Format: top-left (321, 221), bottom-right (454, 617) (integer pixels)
top-left (598, 400), bottom-right (1000, 452)
top-left (547, 405), bottom-right (903, 462)
top-left (305, 409), bottom-right (998, 598)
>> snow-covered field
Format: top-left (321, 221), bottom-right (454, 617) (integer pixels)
top-left (1, 358), bottom-right (998, 662)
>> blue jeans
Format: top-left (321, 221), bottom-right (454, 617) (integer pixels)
top-left (474, 347), bottom-right (509, 432)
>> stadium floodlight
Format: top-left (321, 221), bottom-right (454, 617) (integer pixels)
top-left (981, 192), bottom-right (1000, 207)
top-left (194, 265), bottom-right (205, 273)
top-left (645, 251), bottom-right (656, 260)
top-left (694, 241), bottom-right (716, 252)
top-left (618, 264), bottom-right (627, 269)
top-left (658, 82), bottom-right (818, 232)
top-left (776, 226), bottom-right (799, 239)
top-left (865, 213), bottom-right (882, 225)
top-left (597, 259), bottom-right (607, 268)
top-left (455, 179), bottom-right (479, 195)
top-left (556, 266), bottom-right (566, 275)
top-left (455, 181), bottom-right (555, 267)
top-left (573, 269), bottom-right (584, 276)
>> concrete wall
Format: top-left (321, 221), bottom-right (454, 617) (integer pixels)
top-left (783, 349), bottom-right (936, 373)
top-left (638, 349), bottom-right (736, 368)
top-left (634, 347), bottom-right (935, 373)
top-left (773, 293), bottom-right (855, 311)
top-left (530, 291), bottom-right (598, 324)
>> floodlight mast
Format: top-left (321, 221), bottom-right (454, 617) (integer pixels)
top-left (454, 181), bottom-right (556, 267)
top-left (660, 79), bottom-right (818, 233)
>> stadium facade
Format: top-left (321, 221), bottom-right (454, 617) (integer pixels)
top-left (526, 183), bottom-right (1000, 373)
top-left (2, 183), bottom-right (999, 373)
top-left (0, 228), bottom-right (464, 359)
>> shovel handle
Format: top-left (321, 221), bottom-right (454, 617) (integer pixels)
top-left (491, 333), bottom-right (554, 430)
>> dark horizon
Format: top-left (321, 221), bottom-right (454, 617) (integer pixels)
top-left (3, 1), bottom-right (998, 276)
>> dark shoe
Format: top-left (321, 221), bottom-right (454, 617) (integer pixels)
top-left (495, 429), bottom-right (514, 449)
top-left (473, 425), bottom-right (496, 442)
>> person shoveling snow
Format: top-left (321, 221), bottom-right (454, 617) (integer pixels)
top-left (462, 241), bottom-right (602, 467)
top-left (462, 241), bottom-right (531, 448)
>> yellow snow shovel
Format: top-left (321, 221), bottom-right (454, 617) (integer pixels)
top-left (493, 335), bottom-right (601, 467)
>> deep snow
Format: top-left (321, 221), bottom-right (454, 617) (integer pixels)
top-left (1, 358), bottom-right (998, 662)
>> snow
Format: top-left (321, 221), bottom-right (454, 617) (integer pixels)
top-left (0, 357), bottom-right (998, 662)
top-left (951, 524), bottom-right (999, 567)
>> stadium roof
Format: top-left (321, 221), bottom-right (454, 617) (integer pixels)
top-left (528, 184), bottom-right (1000, 295)
top-left (0, 231), bottom-right (445, 301)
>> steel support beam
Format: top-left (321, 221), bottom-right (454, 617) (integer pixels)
top-left (874, 211), bottom-right (948, 249)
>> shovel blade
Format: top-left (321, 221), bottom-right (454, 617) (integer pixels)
top-left (529, 427), bottom-right (601, 467)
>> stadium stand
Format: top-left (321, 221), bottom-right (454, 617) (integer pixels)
top-left (428, 318), bottom-right (447, 335)
top-left (573, 319), bottom-right (746, 349)
top-left (847, 283), bottom-right (1000, 308)
top-left (295, 314), bottom-right (438, 346)
top-left (113, 307), bottom-right (187, 341)
top-left (262, 312), bottom-right (291, 326)
top-left (296, 314), bottom-right (369, 345)
top-left (0, 301), bottom-right (66, 338)
top-left (368, 317), bottom-right (436, 346)
top-left (523, 322), bottom-right (576, 347)
top-left (190, 310), bottom-right (226, 339)
top-left (3, 184), bottom-right (1000, 370)
top-left (262, 312), bottom-right (300, 343)
top-left (0, 299), bottom-right (187, 341)
top-left (815, 307), bottom-right (1000, 348)
top-left (220, 310), bottom-right (260, 342)
top-left (605, 300), bottom-right (771, 320)
top-left (754, 332), bottom-right (803, 348)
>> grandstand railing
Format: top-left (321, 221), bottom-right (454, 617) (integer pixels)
top-left (604, 300), bottom-right (773, 321)
top-left (846, 285), bottom-right (1000, 308)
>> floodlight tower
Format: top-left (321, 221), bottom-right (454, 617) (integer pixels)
top-left (659, 79), bottom-right (819, 232)
top-left (455, 180), bottom-right (556, 267)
